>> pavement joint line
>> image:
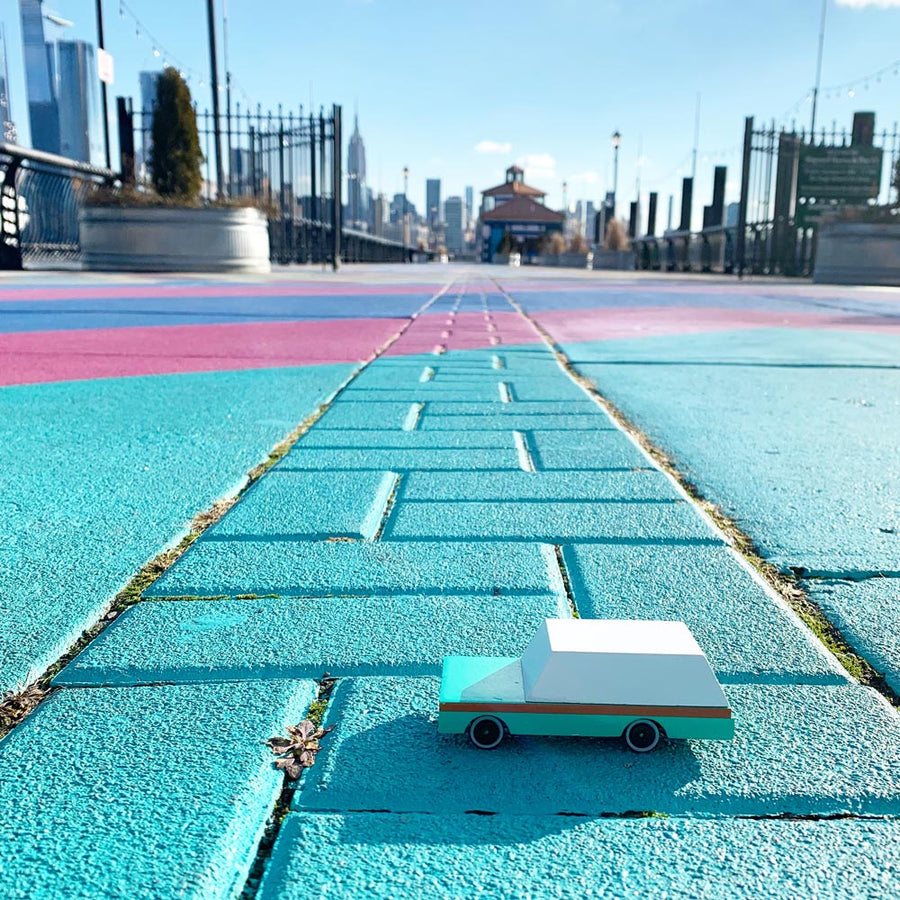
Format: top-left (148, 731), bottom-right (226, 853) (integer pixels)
top-left (498, 381), bottom-right (512, 403)
top-left (553, 546), bottom-right (580, 618)
top-left (240, 672), bottom-right (338, 900)
top-left (493, 278), bottom-right (900, 711)
top-left (0, 279), bottom-right (458, 741)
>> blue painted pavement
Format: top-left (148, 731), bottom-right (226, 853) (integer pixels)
top-left (55, 593), bottom-right (569, 686)
top-left (0, 679), bottom-right (316, 899)
top-left (4, 270), bottom-right (899, 899)
top-left (0, 364), bottom-right (354, 693)
top-left (259, 813), bottom-right (900, 900)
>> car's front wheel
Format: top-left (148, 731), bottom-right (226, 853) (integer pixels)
top-left (624, 719), bottom-right (661, 753)
top-left (467, 715), bottom-right (506, 749)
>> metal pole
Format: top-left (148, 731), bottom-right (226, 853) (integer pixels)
top-left (811, 0), bottom-right (827, 137)
top-left (206, 0), bottom-right (224, 199)
top-left (736, 116), bottom-right (754, 279)
top-left (95, 0), bottom-right (111, 169)
top-left (403, 166), bottom-right (409, 249)
top-left (612, 145), bottom-right (619, 217)
top-left (223, 0), bottom-right (232, 196)
top-left (332, 104), bottom-right (342, 270)
top-left (691, 92), bottom-right (701, 180)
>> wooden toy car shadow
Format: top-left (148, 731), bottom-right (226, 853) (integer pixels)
top-left (439, 619), bottom-right (734, 752)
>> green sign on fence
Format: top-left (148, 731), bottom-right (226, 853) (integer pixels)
top-left (797, 145), bottom-right (882, 203)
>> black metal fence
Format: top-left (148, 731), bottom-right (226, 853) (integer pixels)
top-left (0, 143), bottom-right (115, 269)
top-left (127, 102), bottom-right (406, 265)
top-left (1, 101), bottom-right (407, 270)
top-left (633, 115), bottom-right (900, 278)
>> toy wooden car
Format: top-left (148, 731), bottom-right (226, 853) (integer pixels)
top-left (439, 619), bottom-right (734, 752)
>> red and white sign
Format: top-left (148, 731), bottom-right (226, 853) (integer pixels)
top-left (97, 48), bottom-right (114, 85)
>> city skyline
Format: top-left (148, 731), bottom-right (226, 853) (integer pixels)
top-left (2, 0), bottom-right (900, 216)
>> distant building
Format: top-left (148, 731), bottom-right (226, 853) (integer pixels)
top-left (373, 193), bottom-right (387, 237)
top-left (19, 0), bottom-right (59, 153)
top-left (57, 40), bottom-right (102, 164)
top-left (465, 185), bottom-right (474, 226)
top-left (389, 192), bottom-right (417, 224)
top-left (0, 24), bottom-right (17, 142)
top-left (347, 113), bottom-right (368, 230)
top-left (725, 202), bottom-right (740, 227)
top-left (444, 195), bottom-right (464, 254)
top-left (426, 178), bottom-right (441, 230)
top-left (479, 164), bottom-right (564, 262)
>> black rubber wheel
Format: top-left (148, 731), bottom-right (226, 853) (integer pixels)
top-left (624, 719), bottom-right (661, 753)
top-left (467, 715), bottom-right (506, 750)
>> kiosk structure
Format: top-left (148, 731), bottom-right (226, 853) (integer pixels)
top-left (439, 619), bottom-right (734, 752)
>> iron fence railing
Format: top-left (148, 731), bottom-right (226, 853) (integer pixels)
top-left (631, 115), bottom-right (899, 278)
top-left (0, 143), bottom-right (115, 269)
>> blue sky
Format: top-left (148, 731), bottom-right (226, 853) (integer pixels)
top-left (4, 0), bottom-right (900, 218)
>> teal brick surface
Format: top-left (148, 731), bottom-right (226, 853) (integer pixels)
top-left (146, 539), bottom-right (564, 598)
top-left (297, 430), bottom-right (514, 450)
top-left (208, 470), bottom-right (396, 538)
top-left (0, 679), bottom-right (316, 900)
top-left (384, 499), bottom-right (719, 543)
top-left (530, 428), bottom-right (649, 470)
top-left (296, 676), bottom-right (900, 816)
top-left (259, 813), bottom-right (900, 900)
top-left (564, 544), bottom-right (843, 683)
top-left (805, 577), bottom-right (900, 694)
top-left (56, 593), bottom-right (569, 686)
top-left (279, 446), bottom-right (522, 471)
top-left (402, 469), bottom-right (681, 501)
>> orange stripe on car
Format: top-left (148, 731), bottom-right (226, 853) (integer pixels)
top-left (439, 702), bottom-right (732, 719)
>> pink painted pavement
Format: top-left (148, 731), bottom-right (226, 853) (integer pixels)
top-left (0, 317), bottom-right (409, 387)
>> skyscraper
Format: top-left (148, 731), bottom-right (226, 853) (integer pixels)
top-left (57, 40), bottom-right (102, 163)
top-left (444, 195), bottom-right (464, 254)
top-left (19, 0), bottom-right (59, 153)
top-left (0, 24), bottom-right (17, 143)
top-left (347, 113), bottom-right (368, 230)
top-left (465, 185), bottom-right (473, 226)
top-left (426, 178), bottom-right (441, 229)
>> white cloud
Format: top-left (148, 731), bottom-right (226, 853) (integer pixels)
top-left (836, 0), bottom-right (900, 7)
top-left (475, 140), bottom-right (512, 154)
top-left (517, 152), bottom-right (557, 183)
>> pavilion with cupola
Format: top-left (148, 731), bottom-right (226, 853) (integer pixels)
top-left (479, 165), bottom-right (564, 262)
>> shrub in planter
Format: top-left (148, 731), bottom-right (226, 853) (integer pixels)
top-left (79, 68), bottom-right (269, 273)
top-left (150, 68), bottom-right (203, 201)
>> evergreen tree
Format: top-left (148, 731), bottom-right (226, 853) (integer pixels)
top-left (150, 68), bottom-right (203, 200)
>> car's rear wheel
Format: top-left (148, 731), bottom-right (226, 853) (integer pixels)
top-left (624, 719), bottom-right (661, 753)
top-left (467, 715), bottom-right (506, 749)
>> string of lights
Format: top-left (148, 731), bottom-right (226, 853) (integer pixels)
top-left (777, 54), bottom-right (900, 128)
top-left (117, 0), bottom-right (204, 84)
top-left (116, 0), bottom-right (256, 108)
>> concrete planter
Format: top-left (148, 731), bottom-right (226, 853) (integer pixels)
top-left (536, 252), bottom-right (593, 269)
top-left (79, 205), bottom-right (271, 273)
top-left (493, 253), bottom-right (521, 266)
top-left (813, 221), bottom-right (900, 286)
top-left (592, 249), bottom-right (636, 270)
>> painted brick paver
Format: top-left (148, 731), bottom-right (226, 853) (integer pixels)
top-left (2, 270), bottom-right (899, 898)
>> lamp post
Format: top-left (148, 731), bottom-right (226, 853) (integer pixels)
top-left (402, 165), bottom-right (409, 247)
top-left (611, 130), bottom-right (621, 219)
